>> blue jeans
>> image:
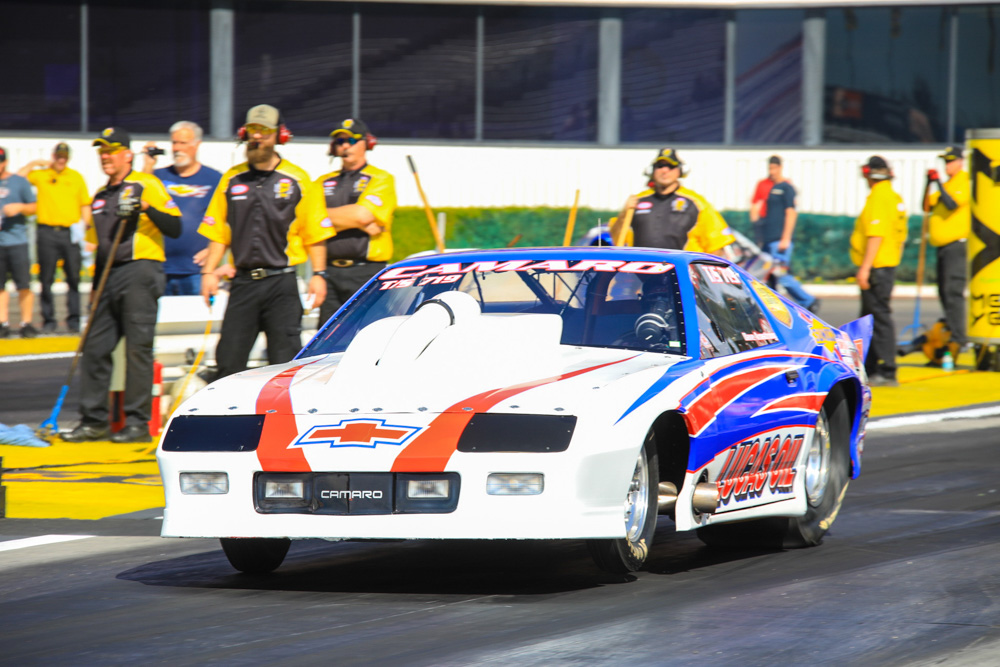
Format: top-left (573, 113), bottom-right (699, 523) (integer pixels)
top-left (164, 273), bottom-right (202, 296)
top-left (765, 241), bottom-right (815, 308)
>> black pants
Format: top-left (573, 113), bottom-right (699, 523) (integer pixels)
top-left (318, 262), bottom-right (384, 327)
top-left (860, 266), bottom-right (896, 379)
top-left (216, 272), bottom-right (303, 379)
top-left (36, 224), bottom-right (82, 329)
top-left (79, 260), bottom-right (164, 427)
top-left (936, 240), bottom-right (967, 346)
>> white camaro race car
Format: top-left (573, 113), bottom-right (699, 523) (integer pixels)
top-left (157, 247), bottom-right (872, 574)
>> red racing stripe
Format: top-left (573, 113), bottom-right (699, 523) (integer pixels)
top-left (256, 363), bottom-right (313, 472)
top-left (754, 392), bottom-right (826, 417)
top-left (685, 364), bottom-right (796, 436)
top-left (391, 357), bottom-right (635, 473)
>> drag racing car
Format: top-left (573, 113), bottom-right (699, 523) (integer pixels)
top-left (157, 247), bottom-right (872, 574)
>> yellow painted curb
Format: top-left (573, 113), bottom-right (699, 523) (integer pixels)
top-left (2, 481), bottom-right (163, 520)
top-left (869, 351), bottom-right (1000, 417)
top-left (0, 438), bottom-right (162, 520)
top-left (0, 336), bottom-right (80, 356)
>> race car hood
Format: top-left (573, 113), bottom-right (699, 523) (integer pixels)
top-left (181, 310), bottom-right (686, 419)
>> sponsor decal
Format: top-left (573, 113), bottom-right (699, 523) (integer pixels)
top-left (354, 175), bottom-right (371, 193)
top-left (230, 184), bottom-right (249, 196)
top-left (802, 313), bottom-right (839, 356)
top-left (637, 201), bottom-right (653, 210)
top-left (102, 127), bottom-right (114, 138)
top-left (92, 199), bottom-right (106, 212)
top-left (274, 178), bottom-right (293, 200)
top-left (0, 187), bottom-right (8, 199)
top-left (121, 185), bottom-right (134, 199)
top-left (166, 183), bottom-right (212, 198)
top-left (751, 280), bottom-right (793, 328)
top-left (379, 260), bottom-right (674, 282)
top-left (716, 430), bottom-right (805, 505)
top-left (202, 215), bottom-right (215, 226)
top-left (741, 331), bottom-right (779, 343)
top-left (320, 217), bottom-right (333, 228)
top-left (365, 194), bottom-right (383, 206)
top-left (672, 199), bottom-right (688, 212)
top-left (291, 418), bottom-right (421, 449)
top-left (165, 199), bottom-right (178, 209)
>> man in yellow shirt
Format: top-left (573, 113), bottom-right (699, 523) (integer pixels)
top-left (64, 128), bottom-right (182, 443)
top-left (18, 142), bottom-right (92, 334)
top-left (922, 145), bottom-right (969, 354)
top-left (315, 118), bottom-right (397, 326)
top-left (851, 155), bottom-right (908, 386)
top-left (612, 148), bottom-right (734, 256)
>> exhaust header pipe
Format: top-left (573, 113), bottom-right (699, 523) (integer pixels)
top-left (692, 482), bottom-right (719, 514)
top-left (657, 481), bottom-right (678, 512)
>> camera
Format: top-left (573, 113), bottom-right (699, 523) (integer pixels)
top-left (146, 147), bottom-right (165, 158)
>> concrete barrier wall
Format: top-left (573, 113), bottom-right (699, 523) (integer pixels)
top-left (0, 135), bottom-right (948, 217)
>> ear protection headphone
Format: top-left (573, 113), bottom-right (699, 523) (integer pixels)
top-left (327, 131), bottom-right (378, 156)
top-left (237, 116), bottom-right (293, 145)
top-left (862, 164), bottom-right (891, 180)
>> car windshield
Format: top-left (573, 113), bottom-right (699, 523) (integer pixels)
top-left (301, 258), bottom-right (687, 357)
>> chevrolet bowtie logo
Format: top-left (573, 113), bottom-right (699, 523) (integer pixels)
top-left (290, 419), bottom-right (422, 449)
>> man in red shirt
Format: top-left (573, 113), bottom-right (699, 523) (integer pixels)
top-left (749, 155), bottom-right (818, 312)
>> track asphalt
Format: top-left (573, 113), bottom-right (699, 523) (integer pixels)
top-left (2, 330), bottom-right (999, 521)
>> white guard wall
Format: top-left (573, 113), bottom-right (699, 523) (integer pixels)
top-left (0, 136), bottom-right (948, 220)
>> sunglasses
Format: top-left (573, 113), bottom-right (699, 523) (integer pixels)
top-left (97, 145), bottom-right (126, 155)
top-left (245, 124), bottom-right (277, 135)
top-left (654, 161), bottom-right (679, 170)
top-left (333, 136), bottom-right (361, 146)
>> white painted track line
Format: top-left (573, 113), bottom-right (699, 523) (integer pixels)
top-left (0, 535), bottom-right (95, 552)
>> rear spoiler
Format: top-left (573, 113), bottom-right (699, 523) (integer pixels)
top-left (840, 315), bottom-right (874, 361)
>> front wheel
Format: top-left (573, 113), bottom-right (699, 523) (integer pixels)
top-left (588, 433), bottom-right (659, 573)
top-left (220, 537), bottom-right (290, 574)
top-left (697, 392), bottom-right (851, 549)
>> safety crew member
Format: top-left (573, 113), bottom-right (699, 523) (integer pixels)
top-left (612, 148), bottom-right (734, 255)
top-left (199, 104), bottom-right (333, 379)
top-left (18, 142), bottom-right (92, 334)
top-left (64, 128), bottom-right (182, 443)
top-left (851, 155), bottom-right (908, 387)
top-left (315, 118), bottom-right (397, 326)
top-left (922, 145), bottom-right (970, 356)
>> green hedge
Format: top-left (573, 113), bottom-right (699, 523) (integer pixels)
top-left (392, 207), bottom-right (931, 282)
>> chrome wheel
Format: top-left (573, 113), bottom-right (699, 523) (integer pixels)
top-left (624, 450), bottom-right (650, 542)
top-left (805, 411), bottom-right (832, 507)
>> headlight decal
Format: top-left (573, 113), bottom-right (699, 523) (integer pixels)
top-left (161, 415), bottom-right (266, 452)
top-left (457, 414), bottom-right (576, 453)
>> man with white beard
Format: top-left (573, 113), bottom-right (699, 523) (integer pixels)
top-left (198, 105), bottom-right (333, 378)
top-left (142, 121), bottom-right (222, 295)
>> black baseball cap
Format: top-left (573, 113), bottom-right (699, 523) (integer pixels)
top-left (864, 155), bottom-right (889, 170)
top-left (0, 147), bottom-right (6, 163)
top-left (54, 142), bottom-right (70, 156)
top-left (93, 127), bottom-right (131, 149)
top-left (653, 148), bottom-right (682, 168)
top-left (939, 146), bottom-right (963, 162)
top-left (768, 155), bottom-right (782, 166)
top-left (330, 118), bottom-right (371, 139)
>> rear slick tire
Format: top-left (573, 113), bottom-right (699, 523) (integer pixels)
top-left (588, 434), bottom-right (659, 573)
top-left (696, 392), bottom-right (851, 549)
top-left (220, 537), bottom-right (290, 574)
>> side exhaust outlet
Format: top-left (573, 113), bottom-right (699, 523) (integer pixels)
top-left (692, 482), bottom-right (719, 514)
top-left (657, 481), bottom-right (678, 512)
